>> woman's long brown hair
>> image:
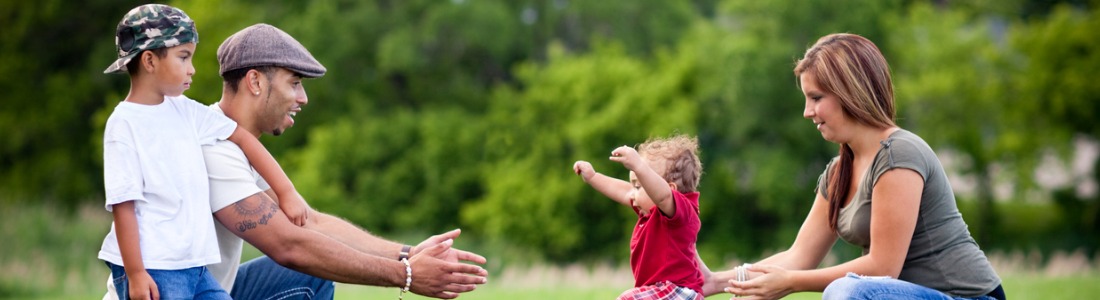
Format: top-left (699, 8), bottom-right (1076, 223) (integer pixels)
top-left (794, 33), bottom-right (897, 231)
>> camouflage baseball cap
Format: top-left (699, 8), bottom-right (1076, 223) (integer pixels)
top-left (103, 4), bottom-right (198, 74)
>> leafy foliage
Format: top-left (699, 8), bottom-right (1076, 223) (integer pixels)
top-left (2, 0), bottom-right (1098, 262)
top-left (465, 42), bottom-right (700, 259)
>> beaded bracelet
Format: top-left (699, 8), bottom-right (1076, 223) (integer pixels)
top-left (398, 258), bottom-right (412, 300)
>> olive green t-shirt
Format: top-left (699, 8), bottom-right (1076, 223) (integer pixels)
top-left (816, 129), bottom-right (1001, 297)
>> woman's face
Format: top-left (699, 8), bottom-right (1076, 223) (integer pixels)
top-left (800, 71), bottom-right (852, 143)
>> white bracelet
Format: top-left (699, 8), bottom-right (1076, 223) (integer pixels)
top-left (399, 258), bottom-right (412, 300)
top-left (732, 263), bottom-right (751, 297)
top-left (736, 263), bottom-right (752, 282)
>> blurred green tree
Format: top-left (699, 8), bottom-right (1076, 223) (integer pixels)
top-left (888, 2), bottom-right (1100, 250)
top-left (1005, 3), bottom-right (1100, 253)
top-left (688, 0), bottom-right (904, 262)
top-left (463, 41), bottom-right (701, 260)
top-left (886, 2), bottom-right (1018, 246)
top-left (283, 0), bottom-right (713, 251)
top-left (3, 0), bottom-right (1098, 264)
top-left (0, 0), bottom-right (147, 206)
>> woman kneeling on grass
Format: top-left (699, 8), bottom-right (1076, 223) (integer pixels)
top-left (702, 33), bottom-right (1004, 300)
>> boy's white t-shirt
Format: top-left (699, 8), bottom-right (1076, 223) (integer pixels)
top-left (98, 95), bottom-right (236, 270)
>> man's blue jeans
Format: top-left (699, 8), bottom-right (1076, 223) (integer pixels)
top-left (823, 272), bottom-right (1000, 300)
top-left (107, 262), bottom-right (230, 300)
top-left (230, 256), bottom-right (335, 300)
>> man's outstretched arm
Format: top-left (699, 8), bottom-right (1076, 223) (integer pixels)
top-left (263, 189), bottom-right (404, 258)
top-left (293, 201), bottom-right (486, 265)
top-left (215, 192), bottom-right (487, 298)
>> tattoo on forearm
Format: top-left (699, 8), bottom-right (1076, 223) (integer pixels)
top-left (233, 198), bottom-right (278, 233)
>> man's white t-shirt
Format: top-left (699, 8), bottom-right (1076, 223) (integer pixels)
top-left (202, 102), bottom-right (271, 291)
top-left (98, 95), bottom-right (236, 270)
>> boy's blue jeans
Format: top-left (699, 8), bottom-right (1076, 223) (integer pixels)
top-left (230, 256), bottom-right (335, 300)
top-left (823, 272), bottom-right (1002, 300)
top-left (107, 262), bottom-right (230, 300)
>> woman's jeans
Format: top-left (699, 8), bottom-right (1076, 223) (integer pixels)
top-left (823, 273), bottom-right (1002, 300)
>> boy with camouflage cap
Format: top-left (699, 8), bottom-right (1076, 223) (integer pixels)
top-left (98, 4), bottom-right (309, 300)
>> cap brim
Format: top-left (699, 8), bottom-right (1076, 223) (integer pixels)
top-left (286, 66), bottom-right (326, 78)
top-left (103, 53), bottom-right (139, 74)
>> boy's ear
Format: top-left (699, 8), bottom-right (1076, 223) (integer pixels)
top-left (668, 182), bottom-right (678, 192)
top-left (141, 51), bottom-right (157, 73)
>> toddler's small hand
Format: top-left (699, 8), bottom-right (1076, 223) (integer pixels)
top-left (573, 161), bottom-right (595, 182)
top-left (609, 146), bottom-right (642, 170)
top-left (280, 192), bottom-right (311, 227)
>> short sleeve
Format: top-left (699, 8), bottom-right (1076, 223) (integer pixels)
top-left (660, 191), bottom-right (699, 226)
top-left (670, 192), bottom-right (693, 222)
top-left (815, 157), bottom-right (839, 199)
top-left (102, 121), bottom-right (145, 211)
top-left (204, 140), bottom-right (265, 213)
top-left (871, 138), bottom-right (929, 188)
top-left (176, 96), bottom-right (236, 145)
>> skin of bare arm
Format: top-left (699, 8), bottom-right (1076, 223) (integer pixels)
top-left (725, 169), bottom-right (923, 299)
top-left (609, 146), bottom-right (676, 216)
top-left (214, 191), bottom-right (488, 299)
top-left (113, 201), bottom-right (160, 300)
top-left (573, 160), bottom-right (634, 207)
top-left (260, 189), bottom-right (488, 264)
top-left (228, 126), bottom-right (310, 226)
top-left (700, 190), bottom-right (839, 296)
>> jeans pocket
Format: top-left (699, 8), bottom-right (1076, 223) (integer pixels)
top-left (111, 272), bottom-right (128, 299)
top-left (106, 262), bottom-right (129, 299)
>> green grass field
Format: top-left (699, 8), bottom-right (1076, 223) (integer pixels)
top-left (8, 273), bottom-right (1100, 299)
top-left (334, 272), bottom-right (1100, 299)
top-left (2, 203), bottom-right (1098, 299)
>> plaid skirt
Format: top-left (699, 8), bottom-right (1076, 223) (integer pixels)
top-left (617, 281), bottom-right (703, 300)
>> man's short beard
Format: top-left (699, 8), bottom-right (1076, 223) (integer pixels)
top-left (262, 85), bottom-right (285, 137)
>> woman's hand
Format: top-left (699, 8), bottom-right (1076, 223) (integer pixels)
top-left (726, 264), bottom-right (794, 300)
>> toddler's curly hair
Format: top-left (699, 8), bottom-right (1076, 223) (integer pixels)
top-left (637, 134), bottom-right (702, 193)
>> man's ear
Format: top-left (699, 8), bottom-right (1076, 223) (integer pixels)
top-left (246, 69), bottom-right (264, 96)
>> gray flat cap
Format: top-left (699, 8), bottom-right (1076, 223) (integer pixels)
top-left (217, 23), bottom-right (326, 78)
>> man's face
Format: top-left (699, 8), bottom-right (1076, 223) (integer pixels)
top-left (257, 67), bottom-right (307, 136)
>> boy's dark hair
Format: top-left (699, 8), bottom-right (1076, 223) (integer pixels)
top-left (125, 48), bottom-right (169, 75)
top-left (222, 66), bottom-right (278, 94)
